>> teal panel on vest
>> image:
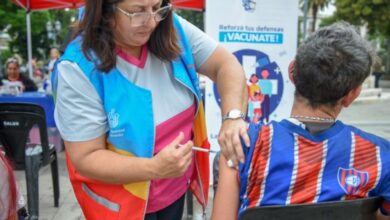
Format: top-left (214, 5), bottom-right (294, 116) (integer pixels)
top-left (103, 68), bottom-right (154, 157)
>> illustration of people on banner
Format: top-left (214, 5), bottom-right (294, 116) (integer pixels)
top-left (240, 49), bottom-right (283, 124)
top-left (212, 48), bottom-right (284, 124)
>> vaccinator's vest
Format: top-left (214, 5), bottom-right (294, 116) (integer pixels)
top-left (53, 15), bottom-right (210, 220)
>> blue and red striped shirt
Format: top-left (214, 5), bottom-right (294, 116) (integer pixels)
top-left (239, 120), bottom-right (390, 216)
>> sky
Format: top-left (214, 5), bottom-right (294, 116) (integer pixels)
top-left (320, 4), bottom-right (336, 16)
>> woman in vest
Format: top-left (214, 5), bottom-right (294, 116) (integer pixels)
top-left (53, 0), bottom-right (249, 219)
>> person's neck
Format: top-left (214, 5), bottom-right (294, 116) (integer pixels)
top-left (290, 96), bottom-right (342, 123)
top-left (7, 75), bottom-right (20, 81)
top-left (116, 42), bottom-right (142, 59)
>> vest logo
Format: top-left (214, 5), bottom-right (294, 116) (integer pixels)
top-left (242, 0), bottom-right (256, 12)
top-left (108, 109), bottom-right (119, 129)
top-left (337, 167), bottom-right (369, 195)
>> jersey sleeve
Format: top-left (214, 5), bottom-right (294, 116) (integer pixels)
top-left (54, 61), bottom-right (109, 142)
top-left (239, 122), bottom-right (262, 186)
top-left (379, 154), bottom-right (390, 215)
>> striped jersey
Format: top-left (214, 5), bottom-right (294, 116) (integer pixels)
top-left (239, 120), bottom-right (390, 216)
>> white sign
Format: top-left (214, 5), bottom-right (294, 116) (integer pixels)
top-left (205, 0), bottom-right (299, 154)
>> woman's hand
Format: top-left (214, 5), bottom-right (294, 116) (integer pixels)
top-left (218, 119), bottom-right (249, 167)
top-left (151, 132), bottom-right (193, 179)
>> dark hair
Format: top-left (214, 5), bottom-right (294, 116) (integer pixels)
top-left (75, 0), bottom-right (180, 72)
top-left (293, 21), bottom-right (373, 107)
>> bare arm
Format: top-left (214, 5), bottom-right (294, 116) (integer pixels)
top-left (211, 155), bottom-right (240, 220)
top-left (65, 132), bottom-right (193, 184)
top-left (198, 45), bottom-right (250, 165)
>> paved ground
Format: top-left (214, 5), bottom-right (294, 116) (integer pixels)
top-left (14, 89), bottom-right (390, 220)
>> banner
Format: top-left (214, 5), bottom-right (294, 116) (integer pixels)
top-left (205, 0), bottom-right (299, 154)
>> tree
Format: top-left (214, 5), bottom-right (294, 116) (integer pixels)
top-left (332, 0), bottom-right (390, 74)
top-left (300, 0), bottom-right (331, 32)
top-left (176, 9), bottom-right (204, 30)
top-left (0, 0), bottom-right (76, 65)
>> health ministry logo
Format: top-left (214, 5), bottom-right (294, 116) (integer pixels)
top-left (108, 109), bottom-right (119, 129)
top-left (242, 0), bottom-right (256, 11)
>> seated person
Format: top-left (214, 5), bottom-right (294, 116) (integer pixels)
top-left (1, 58), bottom-right (37, 92)
top-left (212, 21), bottom-right (390, 220)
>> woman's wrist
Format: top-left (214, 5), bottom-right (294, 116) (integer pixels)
top-left (146, 157), bottom-right (161, 180)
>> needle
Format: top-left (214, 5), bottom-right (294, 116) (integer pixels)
top-left (178, 144), bottom-right (218, 153)
top-left (192, 146), bottom-right (218, 153)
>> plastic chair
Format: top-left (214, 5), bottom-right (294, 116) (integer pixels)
top-left (0, 102), bottom-right (60, 220)
top-left (239, 197), bottom-right (383, 220)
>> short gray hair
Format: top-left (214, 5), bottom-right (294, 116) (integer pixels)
top-left (5, 57), bottom-right (20, 68)
top-left (293, 21), bottom-right (373, 107)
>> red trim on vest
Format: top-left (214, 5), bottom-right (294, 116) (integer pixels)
top-left (66, 152), bottom-right (146, 220)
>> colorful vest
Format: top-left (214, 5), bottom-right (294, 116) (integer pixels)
top-left (239, 120), bottom-right (390, 218)
top-left (53, 14), bottom-right (210, 220)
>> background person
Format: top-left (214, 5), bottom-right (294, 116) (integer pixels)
top-left (0, 58), bottom-right (37, 92)
top-left (212, 21), bottom-right (390, 220)
top-left (372, 55), bottom-right (385, 89)
top-left (52, 0), bottom-right (248, 219)
top-left (46, 48), bottom-right (60, 76)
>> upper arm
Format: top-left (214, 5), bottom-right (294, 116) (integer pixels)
top-left (197, 45), bottom-right (238, 81)
top-left (212, 155), bottom-right (240, 220)
top-left (54, 61), bottom-right (108, 142)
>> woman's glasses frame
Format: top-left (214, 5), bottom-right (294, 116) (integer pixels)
top-left (116, 3), bottom-right (172, 27)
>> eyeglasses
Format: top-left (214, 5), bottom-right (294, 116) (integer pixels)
top-left (116, 3), bottom-right (172, 27)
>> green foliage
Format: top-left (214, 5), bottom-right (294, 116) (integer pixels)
top-left (331, 0), bottom-right (390, 74)
top-left (334, 0), bottom-right (390, 37)
top-left (318, 14), bottom-right (339, 27)
top-left (175, 9), bottom-right (204, 30)
top-left (0, 1), bottom-right (77, 64)
top-left (0, 48), bottom-right (12, 76)
top-left (300, 0), bottom-right (331, 32)
top-left (0, 49), bottom-right (12, 63)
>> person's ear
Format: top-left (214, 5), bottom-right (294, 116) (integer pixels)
top-left (341, 86), bottom-right (362, 107)
top-left (288, 60), bottom-right (295, 84)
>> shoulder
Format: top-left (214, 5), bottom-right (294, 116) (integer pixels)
top-left (60, 36), bottom-right (86, 63)
top-left (19, 74), bottom-right (34, 83)
top-left (346, 124), bottom-right (390, 149)
top-left (56, 60), bottom-right (97, 93)
top-left (173, 14), bottom-right (202, 36)
top-left (241, 122), bottom-right (266, 164)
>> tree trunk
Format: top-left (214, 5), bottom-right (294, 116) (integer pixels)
top-left (387, 37), bottom-right (390, 75)
top-left (311, 5), bottom-right (318, 33)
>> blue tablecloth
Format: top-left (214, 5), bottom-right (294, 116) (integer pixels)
top-left (0, 92), bottom-right (56, 127)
